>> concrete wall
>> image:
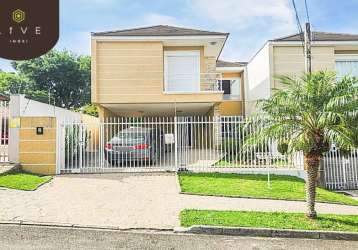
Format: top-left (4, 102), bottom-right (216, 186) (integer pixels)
top-left (246, 43), bottom-right (271, 115)
top-left (10, 95), bottom-right (84, 123)
top-left (8, 95), bottom-right (99, 174)
top-left (19, 117), bottom-right (57, 175)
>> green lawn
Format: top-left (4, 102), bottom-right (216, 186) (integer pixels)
top-left (0, 173), bottom-right (52, 191)
top-left (180, 210), bottom-right (358, 232)
top-left (215, 160), bottom-right (288, 167)
top-left (178, 173), bottom-right (358, 206)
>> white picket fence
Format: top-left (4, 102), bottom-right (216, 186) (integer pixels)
top-left (57, 116), bottom-right (304, 174)
top-left (324, 148), bottom-right (358, 190)
top-left (56, 115), bottom-right (358, 190)
top-left (0, 100), bottom-right (9, 163)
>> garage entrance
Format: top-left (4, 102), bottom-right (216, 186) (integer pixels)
top-left (57, 116), bottom-right (304, 173)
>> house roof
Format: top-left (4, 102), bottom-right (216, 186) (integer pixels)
top-left (271, 31), bottom-right (358, 42)
top-left (216, 60), bottom-right (247, 67)
top-left (92, 25), bottom-right (229, 37)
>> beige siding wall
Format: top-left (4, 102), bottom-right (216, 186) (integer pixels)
top-left (217, 101), bottom-right (244, 116)
top-left (92, 41), bottom-right (223, 105)
top-left (272, 45), bottom-right (335, 88)
top-left (19, 117), bottom-right (57, 175)
top-left (93, 41), bottom-right (164, 104)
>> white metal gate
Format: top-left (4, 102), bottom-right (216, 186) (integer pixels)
top-left (57, 116), bottom-right (304, 174)
top-left (324, 149), bottom-right (358, 190)
top-left (0, 100), bottom-right (9, 163)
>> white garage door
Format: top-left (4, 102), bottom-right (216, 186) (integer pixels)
top-left (164, 51), bottom-right (200, 92)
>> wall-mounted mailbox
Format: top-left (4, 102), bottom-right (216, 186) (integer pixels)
top-left (36, 127), bottom-right (44, 135)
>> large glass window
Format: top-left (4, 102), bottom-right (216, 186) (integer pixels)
top-left (335, 55), bottom-right (358, 78)
top-left (222, 78), bottom-right (241, 100)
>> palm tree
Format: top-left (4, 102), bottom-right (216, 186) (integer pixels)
top-left (245, 71), bottom-right (358, 219)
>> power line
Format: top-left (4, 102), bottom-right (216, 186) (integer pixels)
top-left (292, 0), bottom-right (312, 74)
top-left (291, 0), bottom-right (305, 50)
top-left (304, 0), bottom-right (310, 23)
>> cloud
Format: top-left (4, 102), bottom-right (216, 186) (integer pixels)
top-left (141, 13), bottom-right (182, 26)
top-left (186, 0), bottom-right (297, 61)
top-left (190, 0), bottom-right (295, 32)
top-left (0, 60), bottom-right (13, 72)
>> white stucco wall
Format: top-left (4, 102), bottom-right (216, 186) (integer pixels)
top-left (246, 43), bottom-right (271, 115)
top-left (8, 95), bottom-right (96, 164)
top-left (11, 95), bottom-right (83, 123)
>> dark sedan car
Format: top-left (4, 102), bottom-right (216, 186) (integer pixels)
top-left (104, 127), bottom-right (165, 166)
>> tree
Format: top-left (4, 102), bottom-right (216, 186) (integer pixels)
top-left (76, 104), bottom-right (98, 117)
top-left (245, 71), bottom-right (358, 219)
top-left (11, 50), bottom-right (91, 109)
top-left (0, 71), bottom-right (49, 103)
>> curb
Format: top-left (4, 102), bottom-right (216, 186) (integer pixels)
top-left (0, 220), bottom-right (173, 233)
top-left (174, 225), bottom-right (358, 241)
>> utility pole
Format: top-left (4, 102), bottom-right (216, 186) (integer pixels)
top-left (304, 22), bottom-right (312, 74)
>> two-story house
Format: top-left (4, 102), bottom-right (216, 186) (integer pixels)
top-left (91, 25), bottom-right (245, 119)
top-left (245, 31), bottom-right (358, 115)
top-left (92, 26), bottom-right (358, 119)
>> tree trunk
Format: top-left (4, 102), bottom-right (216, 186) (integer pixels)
top-left (304, 153), bottom-right (321, 219)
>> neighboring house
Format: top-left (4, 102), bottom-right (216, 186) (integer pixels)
top-left (91, 25), bottom-right (245, 119)
top-left (245, 31), bottom-right (358, 115)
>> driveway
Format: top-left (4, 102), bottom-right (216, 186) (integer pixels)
top-left (65, 148), bottom-right (222, 172)
top-left (1, 173), bottom-right (358, 229)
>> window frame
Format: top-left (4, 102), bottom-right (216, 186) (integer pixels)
top-left (221, 77), bottom-right (241, 100)
top-left (163, 50), bottom-right (201, 93)
top-left (335, 54), bottom-right (358, 78)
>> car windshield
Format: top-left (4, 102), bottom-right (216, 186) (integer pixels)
top-left (111, 131), bottom-right (146, 144)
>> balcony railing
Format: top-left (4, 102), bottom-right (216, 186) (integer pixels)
top-left (200, 73), bottom-right (223, 92)
top-left (164, 73), bottom-right (223, 93)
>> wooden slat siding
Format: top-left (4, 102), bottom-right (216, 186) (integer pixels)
top-left (222, 72), bottom-right (241, 78)
top-left (91, 40), bottom-right (98, 103)
top-left (97, 93), bottom-right (223, 103)
top-left (335, 50), bottom-right (358, 54)
top-left (93, 41), bottom-right (223, 104)
top-left (218, 101), bottom-right (243, 116)
top-left (20, 141), bottom-right (56, 152)
top-left (95, 41), bottom-right (164, 103)
top-left (273, 46), bottom-right (335, 89)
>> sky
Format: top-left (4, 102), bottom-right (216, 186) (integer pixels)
top-left (1, 0), bottom-right (358, 72)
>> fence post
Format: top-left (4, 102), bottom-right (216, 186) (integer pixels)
top-left (174, 116), bottom-right (178, 171)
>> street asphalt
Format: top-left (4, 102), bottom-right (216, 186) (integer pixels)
top-left (1, 224), bottom-right (358, 250)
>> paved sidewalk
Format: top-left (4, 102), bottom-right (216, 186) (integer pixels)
top-left (0, 173), bottom-right (357, 229)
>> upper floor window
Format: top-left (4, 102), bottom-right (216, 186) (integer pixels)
top-left (222, 78), bottom-right (241, 100)
top-left (164, 51), bottom-right (200, 92)
top-left (335, 54), bottom-right (358, 79)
